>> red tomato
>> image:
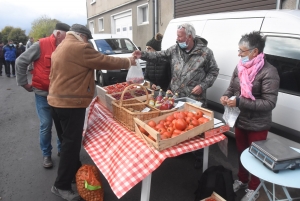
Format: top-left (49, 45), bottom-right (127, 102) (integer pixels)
top-left (162, 131), bottom-right (172, 138)
top-left (147, 120), bottom-right (156, 128)
top-left (191, 120), bottom-right (200, 126)
top-left (175, 119), bottom-right (187, 131)
top-left (138, 125), bottom-right (147, 134)
top-left (159, 120), bottom-right (166, 125)
top-left (155, 124), bottom-right (165, 130)
top-left (166, 115), bottom-right (175, 122)
top-left (160, 134), bottom-right (168, 140)
top-left (176, 112), bottom-right (186, 119)
top-left (157, 127), bottom-right (167, 134)
top-left (194, 111), bottom-right (203, 119)
top-left (166, 127), bottom-right (174, 134)
top-left (187, 124), bottom-right (195, 130)
top-left (187, 112), bottom-right (195, 117)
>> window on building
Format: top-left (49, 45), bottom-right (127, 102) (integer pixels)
top-left (89, 21), bottom-right (94, 34)
top-left (137, 4), bottom-right (149, 25)
top-left (98, 18), bottom-right (104, 31)
top-left (264, 36), bottom-right (300, 96)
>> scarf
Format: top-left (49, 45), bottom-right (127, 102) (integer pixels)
top-left (237, 53), bottom-right (265, 100)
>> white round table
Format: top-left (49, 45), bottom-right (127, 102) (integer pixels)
top-left (241, 148), bottom-right (300, 201)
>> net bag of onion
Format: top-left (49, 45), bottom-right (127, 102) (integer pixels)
top-left (76, 164), bottom-right (104, 201)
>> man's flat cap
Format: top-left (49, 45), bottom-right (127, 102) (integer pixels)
top-left (55, 23), bottom-right (70, 32)
top-left (70, 24), bottom-right (93, 39)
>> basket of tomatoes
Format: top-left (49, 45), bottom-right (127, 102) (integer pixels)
top-left (134, 102), bottom-right (214, 151)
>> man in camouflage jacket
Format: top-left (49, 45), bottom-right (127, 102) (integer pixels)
top-left (134, 23), bottom-right (219, 107)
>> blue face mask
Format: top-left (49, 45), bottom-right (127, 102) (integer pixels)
top-left (241, 56), bottom-right (250, 64)
top-left (9, 44), bottom-right (13, 46)
top-left (178, 41), bottom-right (188, 49)
top-left (178, 38), bottom-right (189, 49)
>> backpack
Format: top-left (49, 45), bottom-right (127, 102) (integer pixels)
top-left (194, 165), bottom-right (236, 201)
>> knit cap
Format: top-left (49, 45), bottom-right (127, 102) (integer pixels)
top-left (146, 33), bottom-right (163, 51)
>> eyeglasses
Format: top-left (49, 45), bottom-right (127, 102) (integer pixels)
top-left (177, 25), bottom-right (186, 30)
top-left (238, 48), bottom-right (254, 53)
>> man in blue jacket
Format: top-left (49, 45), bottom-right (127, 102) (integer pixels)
top-left (3, 40), bottom-right (17, 77)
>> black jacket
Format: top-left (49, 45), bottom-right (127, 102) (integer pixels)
top-left (144, 61), bottom-right (171, 91)
top-left (223, 61), bottom-right (279, 131)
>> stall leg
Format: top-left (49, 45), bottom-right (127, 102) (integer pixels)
top-left (203, 146), bottom-right (209, 172)
top-left (141, 173), bottom-right (152, 201)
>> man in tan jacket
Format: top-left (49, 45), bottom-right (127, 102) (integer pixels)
top-left (48, 24), bottom-right (135, 201)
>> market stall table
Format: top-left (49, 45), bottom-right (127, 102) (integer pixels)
top-left (83, 97), bottom-right (227, 200)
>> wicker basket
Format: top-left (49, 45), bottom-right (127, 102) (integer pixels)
top-left (112, 84), bottom-right (161, 131)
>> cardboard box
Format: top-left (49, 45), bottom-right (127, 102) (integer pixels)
top-left (134, 102), bottom-right (214, 151)
top-left (200, 192), bottom-right (226, 201)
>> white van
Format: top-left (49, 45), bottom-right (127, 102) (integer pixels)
top-left (162, 10), bottom-right (300, 142)
top-left (89, 34), bottom-right (146, 86)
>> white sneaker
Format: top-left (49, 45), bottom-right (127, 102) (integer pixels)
top-left (51, 186), bottom-right (81, 201)
top-left (241, 189), bottom-right (260, 201)
top-left (233, 180), bottom-right (248, 192)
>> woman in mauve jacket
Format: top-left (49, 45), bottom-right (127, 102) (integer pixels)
top-left (220, 31), bottom-right (280, 201)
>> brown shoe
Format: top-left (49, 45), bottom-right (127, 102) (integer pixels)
top-left (43, 156), bottom-right (53, 168)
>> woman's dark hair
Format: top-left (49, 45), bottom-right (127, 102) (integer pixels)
top-left (238, 31), bottom-right (265, 54)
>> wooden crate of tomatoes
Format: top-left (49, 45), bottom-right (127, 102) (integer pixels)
top-left (134, 102), bottom-right (214, 151)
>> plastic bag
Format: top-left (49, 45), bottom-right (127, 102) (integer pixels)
top-left (126, 59), bottom-right (144, 84)
top-left (222, 96), bottom-right (240, 127)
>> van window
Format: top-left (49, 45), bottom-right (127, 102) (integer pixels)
top-left (264, 36), bottom-right (300, 96)
top-left (94, 38), bottom-right (137, 55)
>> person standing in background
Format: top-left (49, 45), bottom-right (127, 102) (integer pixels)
top-left (0, 41), bottom-right (5, 76)
top-left (15, 23), bottom-right (70, 169)
top-left (17, 42), bottom-right (26, 57)
top-left (3, 40), bottom-right (17, 77)
top-left (144, 33), bottom-right (171, 91)
top-left (26, 37), bottom-right (34, 50)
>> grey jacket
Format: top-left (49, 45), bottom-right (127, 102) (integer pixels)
top-left (223, 61), bottom-right (280, 131)
top-left (15, 42), bottom-right (48, 97)
top-left (141, 36), bottom-right (219, 107)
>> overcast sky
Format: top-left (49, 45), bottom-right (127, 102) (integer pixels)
top-left (0, 0), bottom-right (87, 35)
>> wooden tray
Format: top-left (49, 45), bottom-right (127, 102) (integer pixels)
top-left (134, 102), bottom-right (214, 151)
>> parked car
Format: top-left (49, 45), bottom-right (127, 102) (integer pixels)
top-left (162, 9), bottom-right (300, 142)
top-left (89, 34), bottom-right (146, 86)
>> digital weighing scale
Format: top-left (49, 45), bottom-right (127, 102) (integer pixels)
top-left (249, 138), bottom-right (300, 173)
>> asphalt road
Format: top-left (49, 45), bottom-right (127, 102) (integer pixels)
top-left (0, 73), bottom-right (299, 201)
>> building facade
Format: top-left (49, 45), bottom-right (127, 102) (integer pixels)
top-left (86, 0), bottom-right (299, 50)
top-left (86, 0), bottom-right (173, 50)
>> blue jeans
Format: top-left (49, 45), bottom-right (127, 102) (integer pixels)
top-left (35, 94), bottom-right (61, 156)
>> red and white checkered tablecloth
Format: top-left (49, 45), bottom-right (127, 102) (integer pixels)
top-left (83, 97), bottom-right (227, 198)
